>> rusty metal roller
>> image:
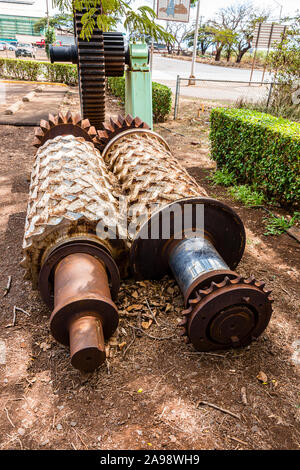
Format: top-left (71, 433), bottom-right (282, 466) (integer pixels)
top-left (102, 125), bottom-right (273, 353)
top-left (22, 133), bottom-right (126, 372)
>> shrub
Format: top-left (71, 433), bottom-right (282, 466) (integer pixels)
top-left (210, 108), bottom-right (300, 208)
top-left (263, 213), bottom-right (299, 236)
top-left (0, 58), bottom-right (77, 85)
top-left (209, 168), bottom-right (237, 187)
top-left (107, 76), bottom-right (172, 123)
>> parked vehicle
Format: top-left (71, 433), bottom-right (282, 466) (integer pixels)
top-left (0, 42), bottom-right (7, 51)
top-left (15, 43), bottom-right (36, 59)
top-left (5, 42), bottom-right (16, 51)
top-left (35, 39), bottom-right (45, 48)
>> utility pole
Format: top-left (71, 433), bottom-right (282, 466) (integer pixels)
top-left (272, 0), bottom-right (283, 22)
top-left (188, 0), bottom-right (201, 85)
top-left (46, 0), bottom-right (50, 28)
top-left (150, 0), bottom-right (156, 72)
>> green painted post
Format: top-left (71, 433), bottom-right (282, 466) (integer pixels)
top-left (125, 42), bottom-right (153, 129)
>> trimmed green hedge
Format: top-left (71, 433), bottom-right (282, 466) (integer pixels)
top-left (0, 58), bottom-right (78, 85)
top-left (107, 76), bottom-right (172, 123)
top-left (210, 108), bottom-right (300, 208)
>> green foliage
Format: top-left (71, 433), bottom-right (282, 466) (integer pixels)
top-left (0, 58), bottom-right (77, 85)
top-left (210, 108), bottom-right (300, 208)
top-left (209, 168), bottom-right (237, 187)
top-left (107, 76), bottom-right (172, 123)
top-left (54, 1), bottom-right (174, 44)
top-left (45, 27), bottom-right (56, 58)
top-left (267, 14), bottom-right (300, 108)
top-left (235, 97), bottom-right (300, 123)
top-left (34, 13), bottom-right (74, 34)
top-left (152, 82), bottom-right (172, 123)
top-left (263, 213), bottom-right (299, 236)
top-left (229, 185), bottom-right (265, 207)
top-left (0, 58), bottom-right (41, 81)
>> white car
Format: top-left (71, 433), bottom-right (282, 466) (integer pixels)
top-left (0, 42), bottom-right (7, 51)
top-left (5, 43), bottom-right (16, 51)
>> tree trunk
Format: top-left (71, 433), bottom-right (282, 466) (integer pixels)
top-left (215, 46), bottom-right (223, 61)
top-left (236, 44), bottom-right (251, 63)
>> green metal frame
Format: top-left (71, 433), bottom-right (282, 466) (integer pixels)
top-left (125, 41), bottom-right (153, 129)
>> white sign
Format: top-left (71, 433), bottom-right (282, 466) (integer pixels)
top-left (157, 0), bottom-right (191, 23)
top-left (252, 23), bottom-right (286, 49)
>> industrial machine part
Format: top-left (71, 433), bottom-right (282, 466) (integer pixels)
top-left (102, 125), bottom-right (273, 352)
top-left (125, 42), bottom-right (153, 129)
top-left (49, 6), bottom-right (127, 128)
top-left (22, 123), bottom-right (126, 371)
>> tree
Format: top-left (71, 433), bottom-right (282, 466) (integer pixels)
top-left (267, 13), bottom-right (300, 107)
top-left (185, 24), bottom-right (214, 56)
top-left (34, 13), bottom-right (74, 34)
top-left (165, 22), bottom-right (190, 55)
top-left (54, 0), bottom-right (173, 44)
top-left (45, 27), bottom-right (56, 58)
top-left (209, 2), bottom-right (269, 62)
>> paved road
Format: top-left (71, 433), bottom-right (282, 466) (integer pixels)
top-left (152, 55), bottom-right (272, 103)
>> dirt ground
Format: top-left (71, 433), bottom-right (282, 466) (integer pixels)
top-left (0, 89), bottom-right (299, 450)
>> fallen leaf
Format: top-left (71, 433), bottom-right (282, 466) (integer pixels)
top-left (127, 304), bottom-right (143, 312)
top-left (131, 291), bottom-right (138, 299)
top-left (257, 371), bottom-right (268, 383)
top-left (118, 341), bottom-right (127, 350)
top-left (142, 320), bottom-right (153, 330)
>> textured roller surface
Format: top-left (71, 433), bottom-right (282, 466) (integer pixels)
top-left (22, 134), bottom-right (124, 288)
top-left (103, 130), bottom-right (207, 233)
top-left (74, 8), bottom-right (106, 127)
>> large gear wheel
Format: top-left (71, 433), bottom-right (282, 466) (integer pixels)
top-left (96, 114), bottom-right (150, 151)
top-left (33, 111), bottom-right (98, 149)
top-left (103, 32), bottom-right (125, 77)
top-left (74, 8), bottom-right (106, 128)
top-left (179, 275), bottom-right (273, 351)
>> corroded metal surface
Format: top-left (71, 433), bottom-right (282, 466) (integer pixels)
top-left (50, 252), bottom-right (118, 372)
top-left (74, 8), bottom-right (106, 126)
top-left (180, 275), bottom-right (273, 351)
top-left (21, 134), bottom-right (125, 288)
top-left (33, 112), bottom-right (98, 149)
top-left (96, 114), bottom-right (150, 151)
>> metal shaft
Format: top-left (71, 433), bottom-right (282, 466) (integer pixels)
top-left (51, 253), bottom-right (116, 372)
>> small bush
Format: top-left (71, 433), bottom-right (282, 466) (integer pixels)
top-left (210, 108), bottom-right (300, 208)
top-left (152, 82), bottom-right (172, 122)
top-left (107, 76), bottom-right (172, 123)
top-left (0, 58), bottom-right (77, 85)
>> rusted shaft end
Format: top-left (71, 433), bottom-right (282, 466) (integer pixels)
top-left (50, 252), bottom-right (119, 372)
top-left (69, 315), bottom-right (106, 372)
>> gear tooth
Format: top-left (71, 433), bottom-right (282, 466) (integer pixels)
top-left (182, 306), bottom-right (192, 316)
top-left (48, 113), bottom-right (56, 127)
top-left (256, 280), bottom-right (266, 289)
top-left (118, 114), bottom-right (126, 126)
top-left (264, 289), bottom-right (272, 296)
top-left (33, 137), bottom-right (42, 147)
top-left (88, 126), bottom-right (97, 138)
top-left (211, 281), bottom-right (219, 290)
top-left (40, 119), bottom-right (50, 131)
top-left (72, 113), bottom-right (82, 125)
top-left (57, 112), bottom-right (65, 124)
top-left (133, 116), bottom-right (143, 128)
top-left (66, 110), bottom-right (73, 123)
top-left (34, 127), bottom-right (44, 137)
top-left (230, 276), bottom-right (241, 284)
top-left (125, 114), bottom-right (134, 125)
top-left (81, 118), bottom-right (91, 129)
top-left (224, 276), bottom-right (231, 285)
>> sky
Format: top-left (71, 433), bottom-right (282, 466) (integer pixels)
top-left (132, 0), bottom-right (299, 24)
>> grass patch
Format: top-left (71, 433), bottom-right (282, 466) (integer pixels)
top-left (263, 213), bottom-right (299, 236)
top-left (229, 185), bottom-right (265, 207)
top-left (209, 168), bottom-right (237, 187)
